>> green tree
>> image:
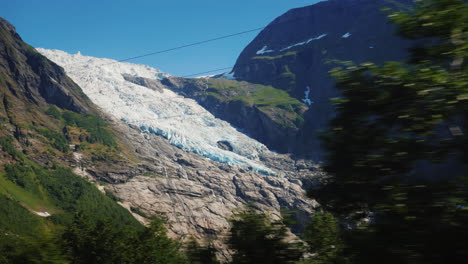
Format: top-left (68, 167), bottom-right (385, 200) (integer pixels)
top-left (131, 218), bottom-right (187, 264)
top-left (61, 214), bottom-right (187, 264)
top-left (227, 206), bottom-right (304, 264)
top-left (185, 238), bottom-right (219, 264)
top-left (0, 233), bottom-right (68, 264)
top-left (61, 214), bottom-right (134, 264)
top-left (301, 211), bottom-right (344, 264)
top-left (311, 0), bottom-right (468, 263)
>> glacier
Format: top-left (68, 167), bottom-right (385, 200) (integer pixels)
top-left (37, 49), bottom-right (274, 175)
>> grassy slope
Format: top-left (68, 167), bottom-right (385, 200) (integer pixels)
top-left (206, 78), bottom-right (306, 128)
top-left (252, 51), bottom-right (298, 60)
top-left (0, 26), bottom-right (138, 234)
top-left (0, 105), bottom-right (141, 238)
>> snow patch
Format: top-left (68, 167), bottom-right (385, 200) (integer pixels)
top-left (256, 45), bottom-right (274, 55)
top-left (302, 86), bottom-right (313, 106)
top-left (341, 32), bottom-right (351, 38)
top-left (32, 211), bottom-right (51, 217)
top-left (307, 34), bottom-right (327, 42)
top-left (280, 34), bottom-right (327, 51)
top-left (37, 48), bottom-right (274, 175)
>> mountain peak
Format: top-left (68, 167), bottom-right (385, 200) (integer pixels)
top-left (0, 17), bottom-right (17, 33)
top-left (0, 18), bottom-right (94, 114)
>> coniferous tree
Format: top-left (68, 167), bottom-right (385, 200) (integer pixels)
top-left (301, 211), bottom-right (345, 264)
top-left (185, 238), bottom-right (220, 264)
top-left (228, 206), bottom-right (304, 264)
top-left (310, 0), bottom-right (468, 263)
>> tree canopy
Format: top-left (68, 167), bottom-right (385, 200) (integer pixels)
top-left (228, 206), bottom-right (304, 264)
top-left (310, 0), bottom-right (468, 263)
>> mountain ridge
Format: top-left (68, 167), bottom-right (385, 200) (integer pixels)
top-left (0, 18), bottom-right (92, 114)
top-left (232, 0), bottom-right (414, 159)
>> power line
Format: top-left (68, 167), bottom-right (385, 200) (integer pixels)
top-left (181, 66), bottom-right (233, 78)
top-left (112, 15), bottom-right (307, 64)
top-left (117, 27), bottom-right (265, 63)
top-left (63, 15), bottom-right (309, 74)
top-left (110, 15), bottom-right (308, 64)
top-left (65, 27), bottom-right (264, 74)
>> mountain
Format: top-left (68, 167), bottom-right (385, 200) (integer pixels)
top-left (0, 16), bottom-right (319, 260)
top-left (37, 48), bottom-right (320, 254)
top-left (230, 0), bottom-right (414, 159)
top-left (0, 17), bottom-right (144, 260)
top-left (0, 18), bottom-right (91, 114)
top-left (0, 0), bottom-right (423, 259)
top-left (114, 0), bottom-right (416, 160)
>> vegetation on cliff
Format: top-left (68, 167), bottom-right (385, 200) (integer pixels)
top-left (206, 78), bottom-right (306, 128)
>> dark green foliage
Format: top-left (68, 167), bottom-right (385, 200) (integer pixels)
top-left (130, 206), bottom-right (149, 218)
top-left (4, 163), bottom-right (42, 194)
top-left (41, 167), bottom-right (139, 227)
top-left (252, 51), bottom-right (298, 60)
top-left (62, 110), bottom-right (116, 147)
top-left (104, 189), bottom-right (121, 202)
top-left (0, 212), bottom-right (192, 264)
top-left (46, 105), bottom-right (62, 119)
top-left (185, 238), bottom-right (219, 264)
top-left (2, 159), bottom-right (139, 228)
top-left (311, 1), bottom-right (468, 263)
top-left (302, 211), bottom-right (345, 264)
top-left (130, 218), bottom-right (188, 264)
top-left (44, 106), bottom-right (117, 150)
top-left (61, 215), bottom-right (188, 264)
top-left (0, 159), bottom-right (191, 263)
top-left (0, 233), bottom-right (68, 264)
top-left (90, 146), bottom-right (116, 162)
top-left (0, 191), bottom-right (67, 264)
top-left (0, 194), bottom-right (43, 236)
top-left (342, 182), bottom-right (468, 264)
top-left (61, 214), bottom-right (137, 264)
top-left (0, 136), bottom-right (24, 160)
top-left (295, 114), bottom-right (305, 127)
top-left (227, 206), bottom-right (304, 264)
top-left (315, 0), bottom-right (468, 212)
top-left (34, 127), bottom-right (69, 152)
top-left (278, 65), bottom-right (297, 93)
top-left (390, 0), bottom-right (468, 66)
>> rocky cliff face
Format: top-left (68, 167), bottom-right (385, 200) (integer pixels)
top-left (96, 121), bottom-right (321, 258)
top-left (232, 0), bottom-right (414, 159)
top-left (0, 17), bottom-right (97, 170)
top-left (0, 18), bottom-right (91, 114)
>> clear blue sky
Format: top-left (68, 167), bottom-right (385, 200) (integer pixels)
top-left (1, 0), bottom-right (321, 76)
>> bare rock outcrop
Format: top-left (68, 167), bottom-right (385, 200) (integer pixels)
top-left (80, 118), bottom-right (322, 257)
